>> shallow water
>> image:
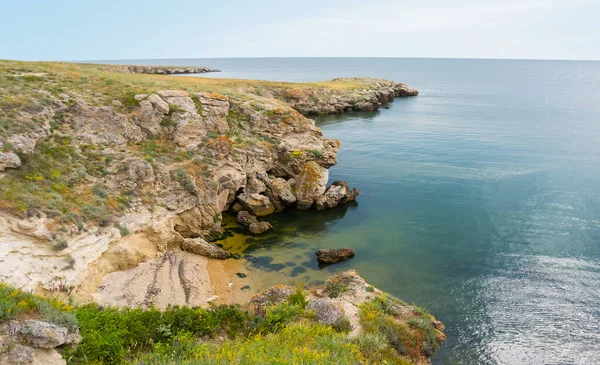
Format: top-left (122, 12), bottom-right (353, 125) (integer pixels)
top-left (104, 58), bottom-right (600, 364)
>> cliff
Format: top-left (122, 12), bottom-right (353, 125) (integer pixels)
top-left (0, 60), bottom-right (440, 364)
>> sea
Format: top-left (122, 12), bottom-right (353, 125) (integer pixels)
top-left (99, 57), bottom-right (600, 365)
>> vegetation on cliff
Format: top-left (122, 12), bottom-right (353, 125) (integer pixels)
top-left (1, 278), bottom-right (443, 365)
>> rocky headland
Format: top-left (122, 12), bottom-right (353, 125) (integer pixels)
top-left (0, 60), bottom-right (442, 364)
top-left (100, 64), bottom-right (220, 75)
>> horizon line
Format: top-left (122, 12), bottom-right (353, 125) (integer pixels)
top-left (2, 56), bottom-right (599, 63)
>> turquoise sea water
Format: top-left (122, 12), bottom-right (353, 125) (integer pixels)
top-left (104, 58), bottom-right (600, 364)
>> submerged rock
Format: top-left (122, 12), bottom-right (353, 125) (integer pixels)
top-left (316, 248), bottom-right (355, 264)
top-left (249, 221), bottom-right (273, 235)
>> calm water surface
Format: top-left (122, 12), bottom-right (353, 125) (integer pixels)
top-left (104, 58), bottom-right (600, 364)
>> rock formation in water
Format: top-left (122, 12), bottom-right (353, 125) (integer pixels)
top-left (0, 60), bottom-right (418, 308)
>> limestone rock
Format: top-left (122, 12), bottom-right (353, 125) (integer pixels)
top-left (315, 184), bottom-right (346, 211)
top-left (17, 320), bottom-right (68, 348)
top-left (237, 193), bottom-right (275, 217)
top-left (70, 102), bottom-right (143, 145)
top-left (237, 211), bottom-right (258, 226)
top-left (250, 285), bottom-right (294, 313)
top-left (249, 221), bottom-right (273, 235)
top-left (147, 94), bottom-right (169, 114)
top-left (246, 176), bottom-right (266, 194)
top-left (125, 158), bottom-right (155, 186)
top-left (294, 161), bottom-right (329, 210)
top-left (307, 298), bottom-right (346, 327)
top-left (316, 248), bottom-right (355, 264)
top-left (0, 343), bottom-right (34, 364)
top-left (265, 177), bottom-right (296, 206)
top-left (331, 180), bottom-right (359, 203)
top-left (196, 92), bottom-right (230, 134)
top-left (0, 152), bottom-right (21, 171)
top-left (181, 238), bottom-right (230, 260)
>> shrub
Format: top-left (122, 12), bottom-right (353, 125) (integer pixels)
top-left (326, 281), bottom-right (348, 298)
top-left (117, 224), bottom-right (130, 236)
top-left (308, 149), bottom-right (322, 158)
top-left (53, 240), bottom-right (68, 251)
top-left (287, 285), bottom-right (307, 308)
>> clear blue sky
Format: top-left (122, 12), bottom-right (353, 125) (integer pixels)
top-left (1, 0), bottom-right (599, 61)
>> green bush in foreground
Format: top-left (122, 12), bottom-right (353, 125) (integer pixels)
top-left (1, 283), bottom-right (434, 365)
top-left (133, 323), bottom-right (364, 365)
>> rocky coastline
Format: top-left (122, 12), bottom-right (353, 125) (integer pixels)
top-left (0, 60), bottom-right (442, 364)
top-left (115, 64), bottom-right (220, 75)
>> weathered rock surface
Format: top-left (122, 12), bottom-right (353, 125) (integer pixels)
top-left (316, 248), bottom-right (355, 264)
top-left (237, 211), bottom-right (258, 226)
top-left (307, 298), bottom-right (346, 327)
top-left (0, 319), bottom-right (81, 365)
top-left (294, 161), bottom-right (329, 210)
top-left (181, 238), bottom-right (230, 259)
top-left (264, 177), bottom-right (296, 206)
top-left (237, 193), bottom-right (275, 217)
top-left (249, 221), bottom-right (273, 235)
top-left (331, 180), bottom-right (359, 203)
top-left (249, 284), bottom-right (294, 313)
top-left (0, 151), bottom-right (21, 171)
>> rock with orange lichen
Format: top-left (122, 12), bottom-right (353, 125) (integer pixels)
top-left (294, 161), bottom-right (329, 210)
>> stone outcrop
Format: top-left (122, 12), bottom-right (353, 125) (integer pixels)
top-left (249, 284), bottom-right (294, 313)
top-left (316, 248), bottom-right (356, 264)
top-left (182, 238), bottom-right (230, 259)
top-left (294, 161), bottom-right (329, 210)
top-left (276, 78), bottom-right (419, 115)
top-left (306, 298), bottom-right (346, 327)
top-left (118, 65), bottom-right (220, 75)
top-left (0, 61), bottom-right (417, 308)
top-left (237, 193), bottom-right (275, 217)
top-left (0, 320), bottom-right (81, 365)
top-left (0, 151), bottom-right (21, 171)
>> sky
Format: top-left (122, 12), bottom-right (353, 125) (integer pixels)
top-left (1, 0), bottom-right (599, 61)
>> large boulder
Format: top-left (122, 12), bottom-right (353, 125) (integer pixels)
top-left (245, 176), bottom-right (266, 194)
top-left (315, 184), bottom-right (346, 210)
top-left (237, 193), bottom-right (275, 217)
top-left (0, 152), bottom-right (21, 171)
top-left (316, 248), bottom-right (355, 264)
top-left (181, 238), bottom-right (230, 259)
top-left (265, 177), bottom-right (296, 206)
top-left (331, 180), bottom-right (359, 203)
top-left (307, 298), bottom-right (346, 327)
top-left (294, 161), bottom-right (329, 210)
top-left (237, 211), bottom-right (258, 226)
top-left (17, 320), bottom-right (68, 348)
top-left (135, 93), bottom-right (169, 136)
